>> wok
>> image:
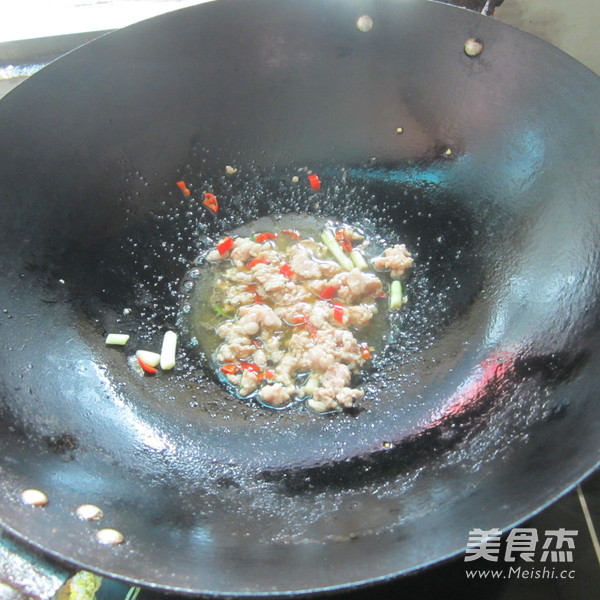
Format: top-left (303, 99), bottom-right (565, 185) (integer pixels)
top-left (0, 0), bottom-right (598, 595)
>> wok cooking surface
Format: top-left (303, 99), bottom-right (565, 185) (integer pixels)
top-left (0, 0), bottom-right (598, 596)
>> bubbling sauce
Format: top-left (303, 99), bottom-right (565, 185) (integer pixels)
top-left (182, 215), bottom-right (413, 413)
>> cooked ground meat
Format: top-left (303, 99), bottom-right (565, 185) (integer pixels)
top-left (327, 269), bottom-right (383, 303)
top-left (206, 224), bottom-right (413, 413)
top-left (259, 382), bottom-right (296, 408)
top-left (372, 244), bottom-right (414, 278)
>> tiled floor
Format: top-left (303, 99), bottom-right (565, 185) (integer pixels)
top-left (496, 0), bottom-right (600, 76)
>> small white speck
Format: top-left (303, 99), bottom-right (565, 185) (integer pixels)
top-left (58, 279), bottom-right (65, 285)
top-left (225, 165), bottom-right (237, 175)
top-left (291, 176), bottom-right (299, 184)
top-left (123, 308), bottom-right (132, 315)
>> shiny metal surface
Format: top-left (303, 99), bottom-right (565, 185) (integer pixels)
top-left (0, 0), bottom-right (598, 594)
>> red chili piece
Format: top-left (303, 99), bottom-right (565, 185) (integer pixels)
top-left (240, 362), bottom-right (261, 373)
top-left (319, 285), bottom-right (337, 300)
top-left (203, 192), bottom-right (219, 213)
top-left (257, 369), bottom-right (275, 381)
top-left (333, 302), bottom-right (345, 324)
top-left (281, 229), bottom-right (301, 240)
top-left (255, 232), bottom-right (278, 243)
top-left (335, 229), bottom-right (353, 252)
top-left (137, 355), bottom-right (158, 375)
top-left (221, 364), bottom-right (240, 375)
top-left (290, 315), bottom-right (317, 336)
top-left (247, 257), bottom-right (270, 268)
top-left (217, 236), bottom-right (234, 255)
top-left (176, 180), bottom-right (191, 197)
top-left (247, 284), bottom-right (265, 303)
top-left (279, 263), bottom-right (295, 278)
top-left (360, 343), bottom-right (372, 361)
top-left (308, 174), bottom-right (321, 190)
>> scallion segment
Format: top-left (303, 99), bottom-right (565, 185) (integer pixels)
top-left (389, 280), bottom-right (404, 311)
top-left (160, 331), bottom-right (178, 370)
top-left (135, 350), bottom-right (161, 368)
top-left (302, 373), bottom-right (320, 397)
top-left (350, 249), bottom-right (368, 270)
top-left (105, 333), bottom-right (130, 346)
top-left (124, 587), bottom-right (141, 600)
top-left (212, 305), bottom-right (232, 317)
top-left (320, 229), bottom-right (354, 271)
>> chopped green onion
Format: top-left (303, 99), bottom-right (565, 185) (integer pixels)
top-left (105, 333), bottom-right (130, 346)
top-left (320, 229), bottom-right (354, 271)
top-left (301, 373), bottom-right (320, 397)
top-left (212, 305), bottom-right (232, 317)
top-left (389, 280), bottom-right (404, 311)
top-left (160, 331), bottom-right (178, 370)
top-left (124, 587), bottom-right (141, 600)
top-left (350, 249), bottom-right (368, 270)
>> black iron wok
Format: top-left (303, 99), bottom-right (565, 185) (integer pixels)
top-left (0, 0), bottom-right (598, 595)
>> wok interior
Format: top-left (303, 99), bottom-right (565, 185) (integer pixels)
top-left (64, 160), bottom-right (488, 404)
top-left (0, 0), bottom-right (599, 593)
top-left (40, 156), bottom-right (504, 465)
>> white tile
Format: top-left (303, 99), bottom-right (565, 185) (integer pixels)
top-left (496, 0), bottom-right (600, 75)
top-left (0, 0), bottom-right (212, 43)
